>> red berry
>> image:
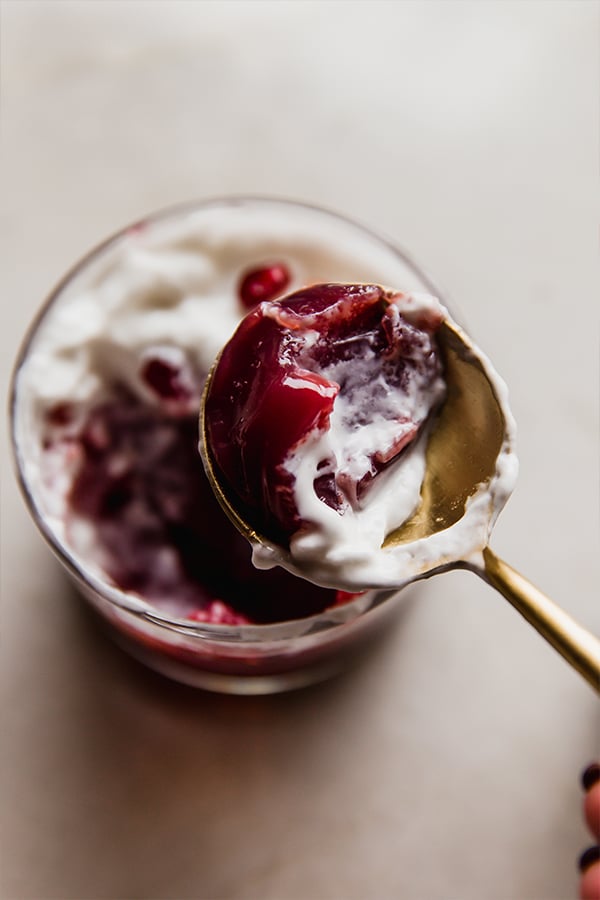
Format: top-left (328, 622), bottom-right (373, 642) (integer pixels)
top-left (46, 402), bottom-right (74, 427)
top-left (334, 590), bottom-right (366, 607)
top-left (141, 357), bottom-right (190, 401)
top-left (238, 263), bottom-right (291, 310)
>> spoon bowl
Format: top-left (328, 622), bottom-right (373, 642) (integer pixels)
top-left (385, 320), bottom-right (507, 546)
top-left (201, 315), bottom-right (600, 692)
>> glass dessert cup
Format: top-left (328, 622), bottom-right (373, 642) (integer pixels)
top-left (10, 197), bottom-right (443, 694)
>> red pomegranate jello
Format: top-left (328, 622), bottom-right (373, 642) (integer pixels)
top-left (205, 283), bottom-right (445, 553)
top-left (11, 198), bottom-right (445, 692)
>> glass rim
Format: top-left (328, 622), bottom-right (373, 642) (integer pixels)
top-left (9, 194), bottom-right (441, 642)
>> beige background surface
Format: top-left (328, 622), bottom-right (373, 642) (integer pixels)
top-left (1, 2), bottom-right (598, 898)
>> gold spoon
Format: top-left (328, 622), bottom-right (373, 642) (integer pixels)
top-left (200, 318), bottom-right (600, 693)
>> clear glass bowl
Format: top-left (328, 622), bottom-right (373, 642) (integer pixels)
top-left (10, 197), bottom-right (442, 694)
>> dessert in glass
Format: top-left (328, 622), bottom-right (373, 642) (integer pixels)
top-left (10, 197), bottom-right (446, 693)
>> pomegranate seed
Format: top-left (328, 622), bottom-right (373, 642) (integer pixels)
top-left (46, 402), bottom-right (74, 427)
top-left (141, 357), bottom-right (190, 401)
top-left (238, 263), bottom-right (291, 309)
top-left (334, 590), bottom-right (366, 607)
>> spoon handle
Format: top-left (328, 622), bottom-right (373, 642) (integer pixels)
top-left (474, 547), bottom-right (600, 693)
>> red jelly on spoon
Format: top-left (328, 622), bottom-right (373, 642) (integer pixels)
top-left (203, 283), bottom-right (445, 548)
top-left (201, 282), bottom-right (600, 694)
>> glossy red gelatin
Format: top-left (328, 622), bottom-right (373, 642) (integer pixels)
top-left (205, 283), bottom-right (444, 546)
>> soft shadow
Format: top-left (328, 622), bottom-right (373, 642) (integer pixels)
top-left (14, 572), bottom-right (421, 899)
